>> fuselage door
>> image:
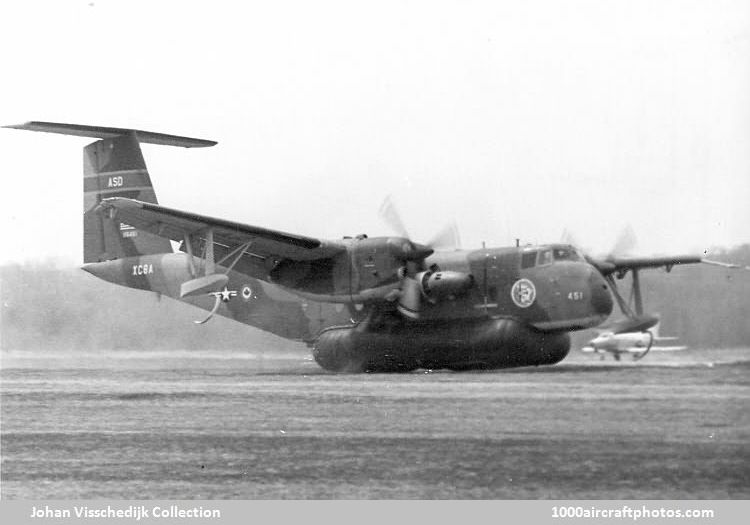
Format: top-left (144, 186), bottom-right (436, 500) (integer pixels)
top-left (478, 249), bottom-right (520, 314)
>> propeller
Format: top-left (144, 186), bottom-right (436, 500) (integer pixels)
top-left (561, 224), bottom-right (637, 260)
top-left (378, 196), bottom-right (411, 240)
top-left (379, 195), bottom-right (462, 252)
top-left (397, 276), bottom-right (423, 319)
top-left (426, 222), bottom-right (462, 252)
top-left (378, 196), bottom-right (468, 318)
top-left (562, 226), bottom-right (645, 322)
top-left (609, 224), bottom-right (637, 258)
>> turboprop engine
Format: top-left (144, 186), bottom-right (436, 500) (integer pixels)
top-left (397, 269), bottom-right (474, 318)
top-left (416, 270), bottom-right (474, 301)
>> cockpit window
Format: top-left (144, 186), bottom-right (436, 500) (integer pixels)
top-left (521, 247), bottom-right (583, 269)
top-left (553, 247), bottom-right (582, 262)
top-left (521, 251), bottom-right (537, 269)
top-left (537, 249), bottom-right (553, 266)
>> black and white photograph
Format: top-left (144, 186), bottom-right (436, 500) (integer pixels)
top-left (0, 0), bottom-right (748, 516)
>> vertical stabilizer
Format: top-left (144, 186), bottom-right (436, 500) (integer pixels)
top-left (3, 121), bottom-right (216, 263)
top-left (83, 132), bottom-right (172, 262)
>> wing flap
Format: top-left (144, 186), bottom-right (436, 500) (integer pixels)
top-left (97, 197), bottom-right (344, 261)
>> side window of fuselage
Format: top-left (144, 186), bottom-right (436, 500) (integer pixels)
top-left (521, 251), bottom-right (537, 269)
top-left (537, 249), bottom-right (553, 266)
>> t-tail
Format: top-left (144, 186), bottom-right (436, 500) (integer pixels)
top-left (3, 122), bottom-right (216, 262)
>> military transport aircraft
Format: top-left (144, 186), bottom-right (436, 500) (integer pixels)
top-left (5, 122), bottom-right (706, 372)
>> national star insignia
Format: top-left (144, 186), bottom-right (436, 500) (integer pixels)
top-left (211, 287), bottom-right (238, 303)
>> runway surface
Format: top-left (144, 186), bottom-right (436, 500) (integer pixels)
top-left (2, 346), bottom-right (749, 499)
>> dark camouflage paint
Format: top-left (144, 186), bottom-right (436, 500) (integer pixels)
top-left (16, 122), bottom-right (617, 371)
top-left (82, 253), bottom-right (352, 341)
top-left (83, 132), bottom-right (171, 263)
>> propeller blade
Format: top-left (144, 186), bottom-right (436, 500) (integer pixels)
top-left (427, 222), bottom-right (461, 251)
top-left (609, 224), bottom-right (638, 258)
top-left (560, 228), bottom-right (581, 247)
top-left (560, 228), bottom-right (594, 256)
top-left (397, 277), bottom-right (422, 319)
top-left (561, 226), bottom-right (637, 264)
top-left (378, 195), bottom-right (410, 239)
top-left (380, 195), bottom-right (460, 252)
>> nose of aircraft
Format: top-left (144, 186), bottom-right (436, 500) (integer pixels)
top-left (589, 272), bottom-right (614, 318)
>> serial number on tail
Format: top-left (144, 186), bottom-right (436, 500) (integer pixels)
top-left (132, 264), bottom-right (154, 275)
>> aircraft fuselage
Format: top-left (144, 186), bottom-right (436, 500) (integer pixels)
top-left (267, 237), bottom-right (613, 331)
top-left (83, 241), bottom-right (614, 372)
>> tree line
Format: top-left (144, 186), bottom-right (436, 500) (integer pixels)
top-left (2, 245), bottom-right (749, 351)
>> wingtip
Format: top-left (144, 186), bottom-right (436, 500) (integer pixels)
top-left (2, 122), bottom-right (30, 129)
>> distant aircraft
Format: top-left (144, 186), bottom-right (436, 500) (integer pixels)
top-left (582, 321), bottom-right (687, 361)
top-left (5, 121), bottom-right (711, 372)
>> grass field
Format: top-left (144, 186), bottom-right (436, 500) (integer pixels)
top-left (2, 347), bottom-right (748, 498)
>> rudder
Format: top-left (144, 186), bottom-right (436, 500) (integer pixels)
top-left (4, 121), bottom-right (216, 263)
top-left (83, 132), bottom-right (171, 262)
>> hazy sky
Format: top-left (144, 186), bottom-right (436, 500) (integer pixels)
top-left (1, 0), bottom-right (748, 264)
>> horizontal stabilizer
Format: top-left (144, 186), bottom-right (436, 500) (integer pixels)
top-left (3, 121), bottom-right (216, 148)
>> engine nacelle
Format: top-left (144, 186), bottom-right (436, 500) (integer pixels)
top-left (417, 270), bottom-right (474, 301)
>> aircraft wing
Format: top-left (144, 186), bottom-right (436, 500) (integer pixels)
top-left (97, 197), bottom-right (345, 264)
top-left (649, 346), bottom-right (687, 352)
top-left (619, 347), bottom-right (649, 353)
top-left (702, 259), bottom-right (750, 271)
top-left (581, 345), bottom-right (644, 354)
top-left (589, 255), bottom-right (702, 275)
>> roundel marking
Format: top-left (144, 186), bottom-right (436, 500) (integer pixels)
top-left (510, 278), bottom-right (536, 308)
top-left (241, 285), bottom-right (253, 301)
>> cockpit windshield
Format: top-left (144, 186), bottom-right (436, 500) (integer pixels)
top-left (537, 249), bottom-right (553, 266)
top-left (520, 245), bottom-right (583, 269)
top-left (552, 246), bottom-right (582, 262)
